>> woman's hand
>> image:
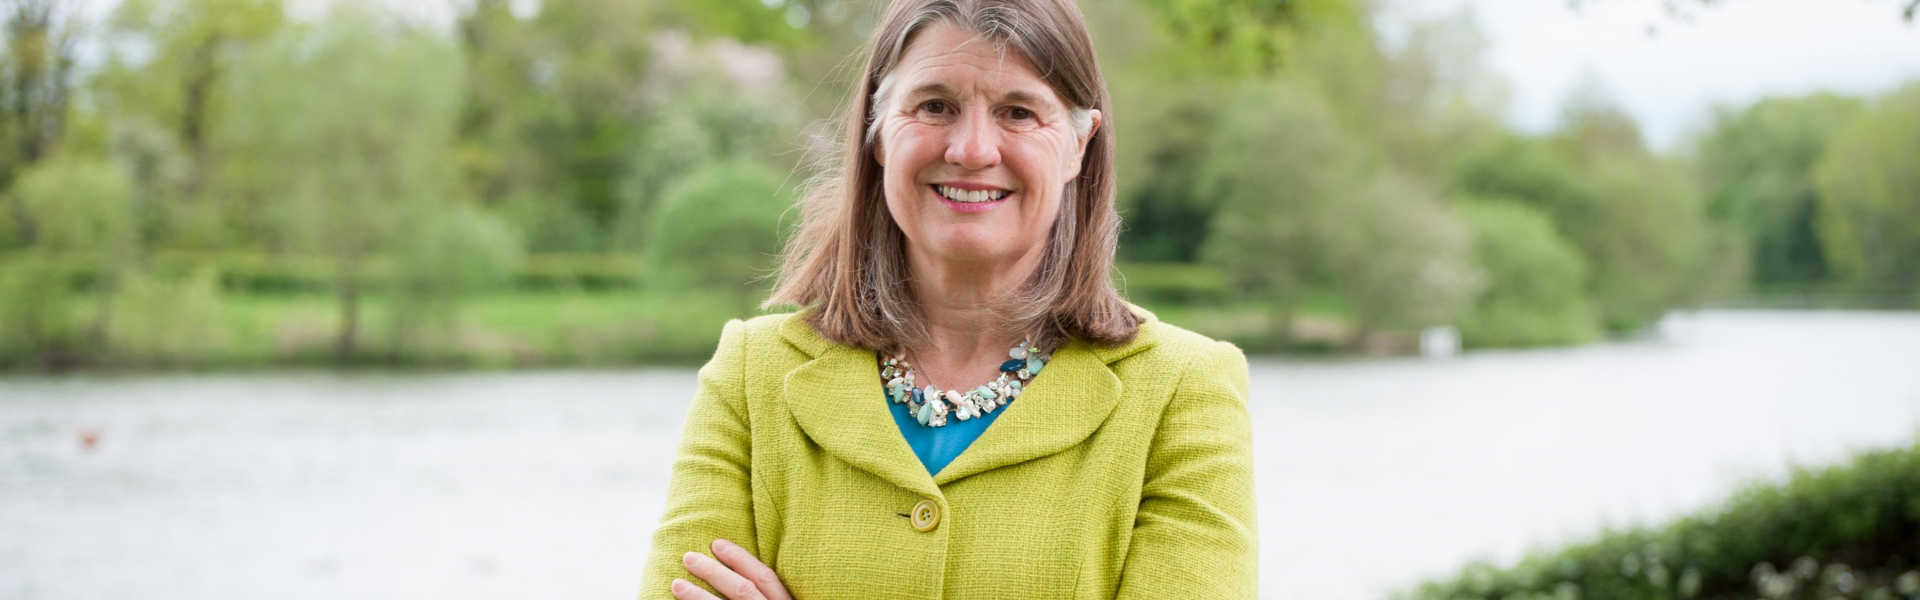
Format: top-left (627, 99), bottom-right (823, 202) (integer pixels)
top-left (671, 539), bottom-right (792, 600)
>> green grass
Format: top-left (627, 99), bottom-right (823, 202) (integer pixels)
top-left (2, 257), bottom-right (1373, 370)
top-left (6, 289), bottom-right (766, 370)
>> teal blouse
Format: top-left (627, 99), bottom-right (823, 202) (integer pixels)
top-left (886, 391), bottom-right (1006, 475)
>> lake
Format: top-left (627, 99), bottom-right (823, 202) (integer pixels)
top-left (3, 310), bottom-right (1917, 600)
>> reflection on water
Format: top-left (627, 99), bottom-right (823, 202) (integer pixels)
top-left (2, 311), bottom-right (1917, 600)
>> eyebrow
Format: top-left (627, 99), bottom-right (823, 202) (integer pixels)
top-left (903, 82), bottom-right (1058, 108)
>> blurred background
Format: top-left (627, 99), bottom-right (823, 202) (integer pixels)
top-left (0, 0), bottom-right (1917, 598)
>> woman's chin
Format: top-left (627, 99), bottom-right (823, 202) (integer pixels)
top-left (918, 233), bottom-right (1027, 266)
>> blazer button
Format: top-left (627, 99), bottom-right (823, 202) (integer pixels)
top-left (909, 499), bottom-right (940, 532)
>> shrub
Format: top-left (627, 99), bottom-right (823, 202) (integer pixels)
top-left (642, 159), bottom-right (792, 308)
top-left (1454, 200), bottom-right (1597, 348)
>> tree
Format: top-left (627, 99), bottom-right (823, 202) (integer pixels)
top-left (0, 0), bottom-right (80, 248)
top-left (455, 0), bottom-right (655, 252)
top-left (1552, 85), bottom-right (1713, 331)
top-left (1197, 81), bottom-right (1363, 342)
top-left (1, 156), bottom-right (136, 364)
top-left (1581, 154), bottom-right (1710, 330)
top-left (1450, 133), bottom-right (1605, 243)
top-left (1454, 200), bottom-right (1596, 347)
top-left (96, 0), bottom-right (285, 195)
top-left (643, 159), bottom-right (792, 311)
top-left (1325, 174), bottom-right (1483, 340)
top-left (1696, 94), bottom-right (1862, 290)
top-left (220, 15), bottom-right (467, 360)
top-left (1813, 84), bottom-right (1920, 300)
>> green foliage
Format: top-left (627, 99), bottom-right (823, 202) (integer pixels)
top-left (1198, 81), bottom-right (1481, 340)
top-left (0, 0), bottom-right (1890, 367)
top-left (1398, 437), bottom-right (1920, 600)
top-left (0, 258), bottom-right (79, 365)
top-left (1581, 155), bottom-right (1710, 331)
top-left (1328, 174), bottom-right (1483, 334)
top-left (643, 159), bottom-right (793, 304)
top-left (1814, 84), bottom-right (1920, 300)
top-left (14, 157), bottom-right (137, 257)
top-left (0, 0), bottom-right (79, 203)
top-left (1697, 94), bottom-right (1862, 289)
top-left (105, 268), bottom-right (228, 364)
top-left (221, 14), bottom-right (468, 358)
top-left (1451, 134), bottom-right (1604, 243)
top-left (1454, 201), bottom-right (1596, 347)
top-left (1111, 73), bottom-right (1223, 262)
top-left (1131, 0), bottom-right (1361, 75)
top-left (612, 39), bottom-right (799, 253)
top-left (0, 156), bottom-right (139, 365)
top-left (1114, 261), bottom-right (1232, 305)
top-left (1198, 80), bottom-right (1363, 331)
top-left (1453, 94), bottom-right (1715, 334)
top-left (389, 205), bottom-right (525, 356)
top-left (458, 0), bottom-right (657, 252)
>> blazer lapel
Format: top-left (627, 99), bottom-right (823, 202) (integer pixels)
top-left (776, 305), bottom-right (1161, 491)
top-left (935, 305), bottom-right (1161, 484)
top-left (932, 339), bottom-right (1122, 485)
top-left (780, 318), bottom-right (942, 498)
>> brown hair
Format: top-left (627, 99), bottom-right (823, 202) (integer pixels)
top-left (763, 0), bottom-right (1137, 353)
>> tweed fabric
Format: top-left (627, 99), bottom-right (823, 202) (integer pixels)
top-left (638, 305), bottom-right (1257, 599)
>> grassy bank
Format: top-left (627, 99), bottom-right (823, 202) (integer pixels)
top-left (1398, 438), bottom-right (1920, 600)
top-left (5, 290), bottom-right (749, 369)
top-left (7, 289), bottom-right (1355, 370)
top-left (1, 256), bottom-right (1372, 370)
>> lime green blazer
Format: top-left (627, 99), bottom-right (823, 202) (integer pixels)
top-left (639, 306), bottom-right (1257, 599)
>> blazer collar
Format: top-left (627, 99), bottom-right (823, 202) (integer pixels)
top-left (778, 304), bottom-right (1159, 492)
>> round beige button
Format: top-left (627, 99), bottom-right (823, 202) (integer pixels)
top-left (909, 499), bottom-right (940, 532)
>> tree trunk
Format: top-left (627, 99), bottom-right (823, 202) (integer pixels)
top-left (335, 261), bottom-right (360, 363)
top-left (1267, 300), bottom-right (1297, 351)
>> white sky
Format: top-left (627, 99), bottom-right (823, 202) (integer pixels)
top-left (1377, 0), bottom-right (1920, 150)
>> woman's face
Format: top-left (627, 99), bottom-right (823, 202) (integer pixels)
top-left (873, 22), bottom-right (1099, 269)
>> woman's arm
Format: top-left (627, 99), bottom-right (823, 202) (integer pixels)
top-left (640, 320), bottom-right (762, 600)
top-left (1115, 340), bottom-right (1259, 599)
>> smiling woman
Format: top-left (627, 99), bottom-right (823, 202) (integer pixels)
top-left (637, 0), bottom-right (1258, 598)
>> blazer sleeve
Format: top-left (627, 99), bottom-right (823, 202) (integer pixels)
top-left (1115, 339), bottom-right (1259, 599)
top-left (639, 319), bottom-right (759, 600)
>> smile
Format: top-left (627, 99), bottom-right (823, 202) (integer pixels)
top-left (934, 184), bottom-right (1011, 203)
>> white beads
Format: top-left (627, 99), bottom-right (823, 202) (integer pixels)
top-left (882, 339), bottom-right (1047, 428)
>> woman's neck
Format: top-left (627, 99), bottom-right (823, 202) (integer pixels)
top-left (903, 246), bottom-right (1042, 388)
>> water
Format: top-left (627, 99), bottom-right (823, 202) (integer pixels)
top-left (2, 310), bottom-right (1917, 600)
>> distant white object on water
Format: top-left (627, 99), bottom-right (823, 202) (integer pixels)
top-left (1420, 325), bottom-right (1461, 358)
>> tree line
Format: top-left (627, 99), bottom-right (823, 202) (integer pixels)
top-left (0, 0), bottom-right (1914, 367)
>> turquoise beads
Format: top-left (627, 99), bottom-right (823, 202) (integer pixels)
top-left (881, 340), bottom-right (1050, 428)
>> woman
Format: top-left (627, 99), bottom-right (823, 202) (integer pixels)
top-left (639, 0), bottom-right (1256, 597)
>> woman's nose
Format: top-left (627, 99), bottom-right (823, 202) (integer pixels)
top-left (945, 108), bottom-right (1001, 170)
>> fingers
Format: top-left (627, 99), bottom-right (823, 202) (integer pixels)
top-left (679, 549), bottom-right (763, 600)
top-left (670, 578), bottom-right (721, 600)
top-left (710, 539), bottom-right (792, 600)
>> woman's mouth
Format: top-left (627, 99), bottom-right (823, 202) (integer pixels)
top-left (932, 184), bottom-right (1011, 213)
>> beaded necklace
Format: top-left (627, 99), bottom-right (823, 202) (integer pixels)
top-left (880, 340), bottom-right (1051, 428)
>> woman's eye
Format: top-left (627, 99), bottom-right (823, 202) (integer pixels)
top-left (922, 101), bottom-right (950, 114)
top-left (1007, 107), bottom-right (1033, 120)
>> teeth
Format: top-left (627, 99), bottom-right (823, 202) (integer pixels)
top-left (936, 185), bottom-right (1009, 203)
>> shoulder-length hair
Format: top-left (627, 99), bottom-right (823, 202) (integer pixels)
top-left (764, 0), bottom-right (1138, 353)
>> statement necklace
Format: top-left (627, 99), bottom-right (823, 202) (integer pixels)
top-left (880, 340), bottom-right (1051, 428)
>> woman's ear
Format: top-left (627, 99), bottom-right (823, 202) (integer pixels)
top-left (1068, 109), bottom-right (1101, 175)
top-left (1079, 109), bottom-right (1102, 155)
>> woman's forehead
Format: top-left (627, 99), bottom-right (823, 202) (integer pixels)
top-left (892, 22), bottom-right (1062, 106)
